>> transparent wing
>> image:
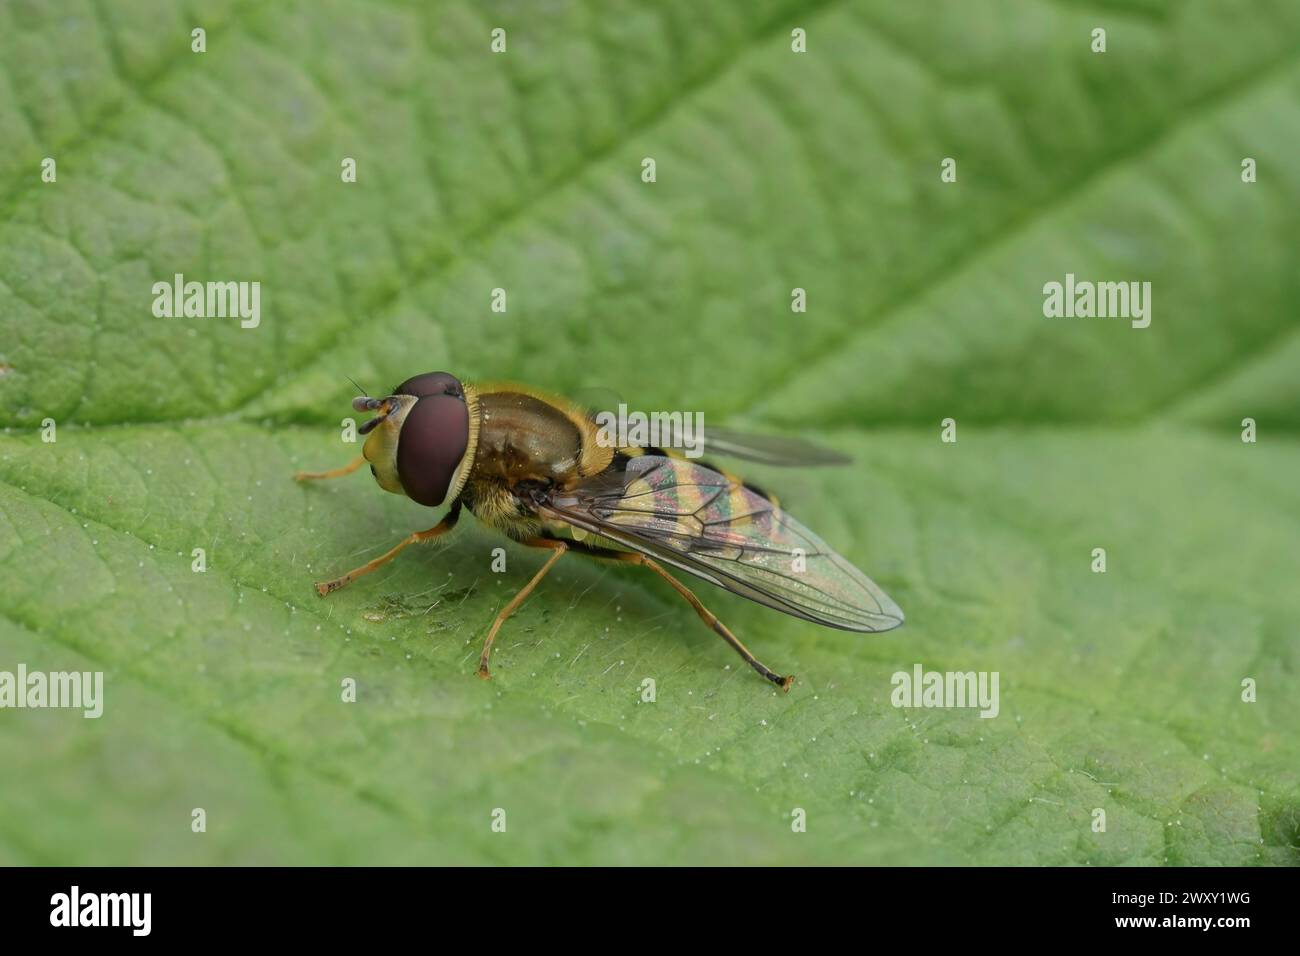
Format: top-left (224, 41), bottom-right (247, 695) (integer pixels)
top-left (539, 456), bottom-right (904, 632)
top-left (699, 426), bottom-right (851, 466)
top-left (568, 385), bottom-right (849, 466)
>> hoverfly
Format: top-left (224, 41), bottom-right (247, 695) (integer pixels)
top-left (295, 372), bottom-right (904, 690)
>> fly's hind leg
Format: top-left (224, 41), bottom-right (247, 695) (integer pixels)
top-left (631, 554), bottom-right (794, 692)
top-left (572, 543), bottom-right (794, 692)
top-left (315, 504), bottom-right (461, 596)
top-left (477, 538), bottom-right (567, 680)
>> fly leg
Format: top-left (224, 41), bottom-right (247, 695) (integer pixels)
top-left (477, 538), bottom-right (568, 680)
top-left (608, 551), bottom-right (794, 692)
top-left (314, 504), bottom-right (461, 596)
top-left (294, 454), bottom-right (366, 482)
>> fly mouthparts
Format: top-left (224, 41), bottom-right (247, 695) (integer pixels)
top-left (354, 395), bottom-right (391, 435)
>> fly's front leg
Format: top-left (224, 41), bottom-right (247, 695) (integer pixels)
top-left (315, 504), bottom-right (461, 596)
top-left (294, 454), bottom-right (366, 482)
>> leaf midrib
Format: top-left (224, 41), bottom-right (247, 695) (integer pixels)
top-left (16, 30), bottom-right (1298, 432)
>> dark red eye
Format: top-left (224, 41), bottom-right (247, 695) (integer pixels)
top-left (394, 371), bottom-right (463, 400)
top-left (396, 395), bottom-right (469, 506)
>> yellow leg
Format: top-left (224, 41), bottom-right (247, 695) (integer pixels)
top-left (315, 508), bottom-right (460, 596)
top-left (613, 552), bottom-right (794, 692)
top-left (477, 539), bottom-right (567, 680)
top-left (294, 454), bottom-right (366, 482)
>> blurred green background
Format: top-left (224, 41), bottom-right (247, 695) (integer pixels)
top-left (0, 0), bottom-right (1297, 864)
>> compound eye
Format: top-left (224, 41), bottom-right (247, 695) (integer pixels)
top-left (395, 395), bottom-right (470, 506)
top-left (393, 372), bottom-right (463, 400)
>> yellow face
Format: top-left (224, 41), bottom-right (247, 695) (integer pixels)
top-left (361, 395), bottom-right (417, 495)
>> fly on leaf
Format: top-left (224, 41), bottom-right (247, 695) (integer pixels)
top-left (296, 372), bottom-right (904, 691)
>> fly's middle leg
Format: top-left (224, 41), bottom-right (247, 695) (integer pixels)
top-left (477, 538), bottom-right (568, 680)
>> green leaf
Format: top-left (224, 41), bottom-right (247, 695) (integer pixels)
top-left (1, 0), bottom-right (1297, 865)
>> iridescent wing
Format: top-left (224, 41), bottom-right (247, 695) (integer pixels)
top-left (537, 456), bottom-right (904, 632)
